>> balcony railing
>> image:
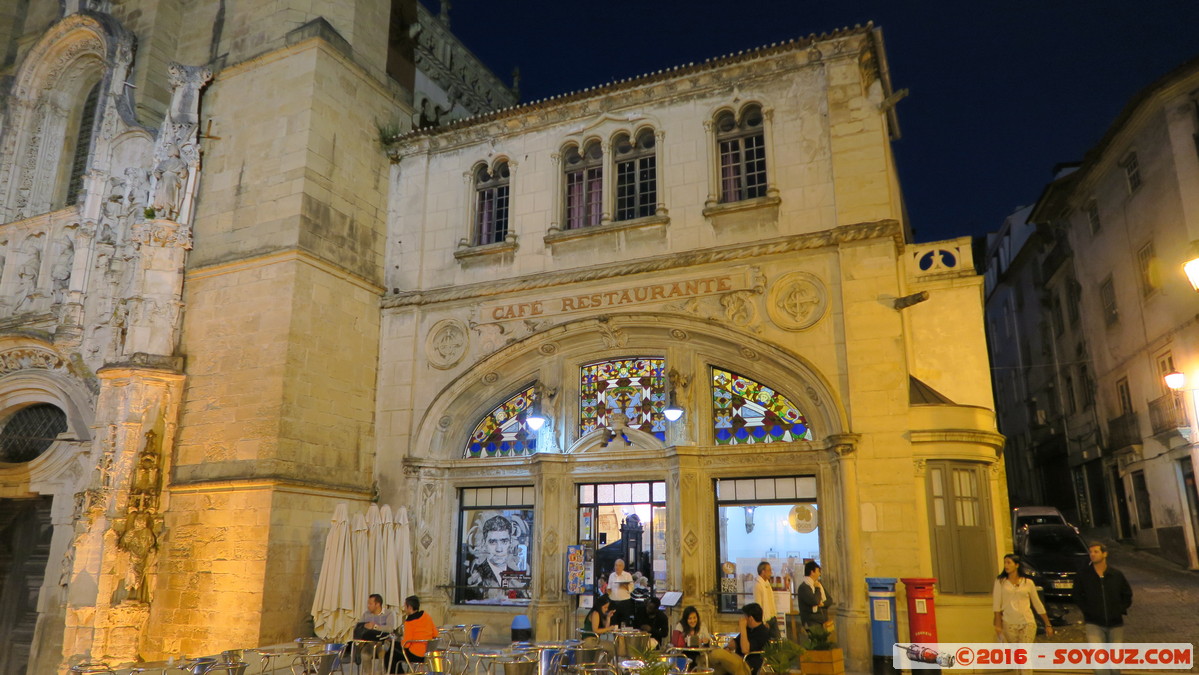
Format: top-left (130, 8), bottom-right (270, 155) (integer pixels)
top-left (1106, 411), bottom-right (1140, 451)
top-left (1149, 391), bottom-right (1188, 435)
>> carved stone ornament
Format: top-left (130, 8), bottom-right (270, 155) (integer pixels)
top-left (130, 219), bottom-right (193, 249)
top-left (425, 319), bottom-right (469, 369)
top-left (767, 271), bottom-right (827, 331)
top-left (0, 346), bottom-right (68, 376)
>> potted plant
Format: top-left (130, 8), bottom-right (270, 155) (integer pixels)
top-left (762, 638), bottom-right (805, 675)
top-left (799, 625), bottom-right (844, 675)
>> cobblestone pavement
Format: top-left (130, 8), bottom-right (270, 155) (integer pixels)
top-left (1034, 534), bottom-right (1199, 672)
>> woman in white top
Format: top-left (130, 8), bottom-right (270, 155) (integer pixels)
top-left (992, 553), bottom-right (1053, 664)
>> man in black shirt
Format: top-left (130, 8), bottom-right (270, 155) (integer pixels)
top-left (1073, 542), bottom-right (1133, 675)
top-left (710, 602), bottom-right (770, 675)
top-left (639, 596), bottom-right (671, 648)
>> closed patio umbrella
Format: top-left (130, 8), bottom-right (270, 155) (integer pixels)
top-left (394, 505), bottom-right (415, 605)
top-left (311, 503), bottom-right (356, 641)
top-left (351, 511), bottom-right (371, 620)
top-left (377, 505), bottom-right (402, 615)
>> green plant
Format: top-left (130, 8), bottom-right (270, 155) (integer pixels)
top-left (800, 625), bottom-right (837, 651)
top-left (377, 119), bottom-right (405, 147)
top-left (763, 639), bottom-right (804, 673)
top-left (630, 645), bottom-right (677, 675)
top-left (143, 207), bottom-right (156, 219)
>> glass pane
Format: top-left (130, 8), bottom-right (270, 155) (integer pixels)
top-left (581, 484), bottom-right (594, 504)
top-left (615, 483), bottom-right (632, 503)
top-left (632, 482), bottom-right (650, 502)
top-left (652, 481), bottom-right (666, 502)
top-left (464, 490), bottom-right (477, 507)
top-left (736, 480), bottom-right (755, 501)
top-left (796, 477), bottom-right (817, 499)
top-left (756, 478), bottom-right (775, 500)
top-left (930, 468), bottom-right (943, 496)
top-left (713, 368), bottom-right (812, 445)
top-left (465, 385), bottom-right (539, 458)
top-left (716, 503), bottom-right (820, 613)
top-left (774, 478), bottom-right (796, 500)
top-left (477, 489), bottom-right (493, 507)
top-left (933, 497), bottom-right (946, 526)
top-left (580, 358), bottom-right (667, 440)
top-left (598, 484), bottom-right (614, 504)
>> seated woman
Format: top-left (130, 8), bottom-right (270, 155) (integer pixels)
top-left (670, 606), bottom-right (712, 669)
top-left (581, 594), bottom-right (617, 661)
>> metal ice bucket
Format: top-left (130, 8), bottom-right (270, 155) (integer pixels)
top-left (498, 653), bottom-right (538, 675)
top-left (426, 649), bottom-right (467, 675)
top-left (610, 631), bottom-right (649, 660)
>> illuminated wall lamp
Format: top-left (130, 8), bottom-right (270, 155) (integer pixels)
top-left (1184, 241), bottom-right (1199, 292)
top-left (526, 385), bottom-right (547, 431)
top-left (1165, 371), bottom-right (1186, 391)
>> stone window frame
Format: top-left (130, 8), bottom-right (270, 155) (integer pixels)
top-left (612, 127), bottom-right (662, 222)
top-left (0, 17), bottom-right (115, 221)
top-left (1122, 151), bottom-right (1143, 193)
top-left (455, 158), bottom-right (517, 261)
top-left (0, 356), bottom-right (94, 485)
top-left (703, 101), bottom-right (780, 222)
top-left (1099, 275), bottom-right (1118, 326)
top-left (559, 139), bottom-right (605, 230)
top-left (1136, 240), bottom-right (1159, 297)
top-left (713, 103), bottom-right (769, 203)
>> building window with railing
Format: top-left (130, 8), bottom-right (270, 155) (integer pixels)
top-left (614, 129), bottom-right (657, 221)
top-left (474, 161), bottom-right (510, 245)
top-left (716, 104), bottom-right (767, 203)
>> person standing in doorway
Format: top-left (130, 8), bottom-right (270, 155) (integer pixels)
top-left (797, 561), bottom-right (832, 633)
top-left (1073, 542), bottom-right (1133, 675)
top-left (992, 553), bottom-right (1052, 673)
top-left (607, 558), bottom-right (634, 626)
top-left (752, 561), bottom-right (779, 639)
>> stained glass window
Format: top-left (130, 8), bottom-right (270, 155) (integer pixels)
top-left (465, 384), bottom-right (538, 458)
top-left (712, 368), bottom-right (812, 445)
top-left (580, 358), bottom-right (666, 441)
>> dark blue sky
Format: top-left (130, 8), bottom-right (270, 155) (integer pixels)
top-left (427, 1), bottom-right (1199, 243)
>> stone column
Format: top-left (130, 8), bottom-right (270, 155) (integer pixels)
top-left (668, 452), bottom-right (708, 617)
top-left (530, 456), bottom-right (571, 640)
top-left (59, 365), bottom-right (184, 668)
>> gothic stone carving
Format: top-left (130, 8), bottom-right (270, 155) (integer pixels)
top-left (426, 319), bottom-right (468, 369)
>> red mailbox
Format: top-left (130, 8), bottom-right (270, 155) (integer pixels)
top-left (900, 577), bottom-right (938, 643)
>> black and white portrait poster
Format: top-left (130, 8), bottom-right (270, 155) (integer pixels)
top-left (457, 509), bottom-right (533, 605)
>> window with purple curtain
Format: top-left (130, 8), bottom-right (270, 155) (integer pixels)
top-left (474, 162), bottom-right (510, 244)
top-left (715, 105), bottom-right (767, 203)
top-left (564, 142), bottom-right (603, 229)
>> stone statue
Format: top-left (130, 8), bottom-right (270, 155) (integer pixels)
top-left (117, 509), bottom-right (156, 603)
top-left (151, 143), bottom-right (187, 219)
top-left (124, 167), bottom-right (149, 220)
top-left (50, 236), bottom-right (74, 301)
top-left (100, 175), bottom-right (126, 239)
top-left (13, 237), bottom-right (41, 312)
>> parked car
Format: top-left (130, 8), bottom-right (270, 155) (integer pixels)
top-left (1012, 506), bottom-right (1070, 533)
top-left (1015, 523), bottom-right (1090, 602)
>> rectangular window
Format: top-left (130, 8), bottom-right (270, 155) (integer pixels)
top-left (578, 481), bottom-right (668, 593)
top-left (1086, 201), bottom-right (1101, 235)
top-left (616, 156), bottom-right (656, 221)
top-left (715, 476), bottom-right (818, 612)
top-left (1156, 352), bottom-right (1176, 395)
top-left (1080, 364), bottom-right (1095, 408)
top-left (1123, 153), bottom-right (1142, 192)
top-left (1137, 242), bottom-right (1158, 295)
top-left (1130, 470), bottom-right (1153, 530)
top-left (457, 486), bottom-right (534, 605)
top-left (565, 167), bottom-right (603, 229)
top-left (1099, 276), bottom-right (1118, 325)
top-left (476, 183), bottom-right (510, 245)
top-left (1050, 294), bottom-right (1065, 337)
top-left (927, 461), bottom-right (994, 594)
top-left (1116, 377), bottom-right (1133, 415)
top-left (1066, 281), bottom-right (1081, 327)
top-left (1064, 374), bottom-right (1077, 415)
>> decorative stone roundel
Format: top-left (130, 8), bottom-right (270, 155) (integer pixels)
top-left (425, 319), bottom-right (468, 369)
top-left (767, 271), bottom-right (827, 331)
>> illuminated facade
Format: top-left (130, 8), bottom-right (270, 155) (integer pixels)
top-left (0, 2), bottom-right (1005, 673)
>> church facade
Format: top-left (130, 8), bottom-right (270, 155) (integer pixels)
top-left (0, 1), bottom-right (1005, 673)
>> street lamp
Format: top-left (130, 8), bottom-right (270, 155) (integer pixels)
top-left (1165, 371), bottom-right (1186, 391)
top-left (1183, 241), bottom-right (1199, 291)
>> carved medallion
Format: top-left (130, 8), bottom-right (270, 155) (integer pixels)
top-left (538, 343), bottom-right (558, 355)
top-left (767, 271), bottom-right (827, 331)
top-left (483, 372), bottom-right (500, 384)
top-left (426, 319), bottom-right (468, 369)
top-left (669, 329), bottom-right (689, 341)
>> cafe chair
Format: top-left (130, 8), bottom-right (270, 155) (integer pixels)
top-left (203, 663), bottom-right (250, 675)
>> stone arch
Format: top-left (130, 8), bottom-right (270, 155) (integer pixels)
top-left (414, 312), bottom-right (842, 461)
top-left (0, 341), bottom-right (95, 496)
top-left (0, 13), bottom-right (136, 219)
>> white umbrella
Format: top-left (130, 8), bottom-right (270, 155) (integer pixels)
top-left (394, 505), bottom-right (415, 605)
top-left (377, 505), bottom-right (402, 615)
top-left (364, 504), bottom-right (393, 616)
top-left (311, 503), bottom-right (356, 641)
top-left (351, 511), bottom-right (371, 620)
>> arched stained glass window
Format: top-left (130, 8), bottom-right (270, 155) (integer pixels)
top-left (712, 368), bottom-right (812, 445)
top-left (465, 384), bottom-right (538, 458)
top-left (580, 358), bottom-right (666, 441)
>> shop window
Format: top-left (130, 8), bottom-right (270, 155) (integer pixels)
top-left (464, 384), bottom-right (539, 458)
top-left (0, 403), bottom-right (67, 463)
top-left (578, 481), bottom-right (668, 592)
top-left (926, 461), bottom-right (994, 594)
top-left (712, 368), bottom-right (812, 445)
top-left (716, 104), bottom-right (767, 203)
top-left (456, 486), bottom-right (535, 605)
top-left (614, 129), bottom-right (657, 221)
top-left (715, 476), bottom-right (819, 613)
top-left (563, 141), bottom-right (603, 229)
top-left (474, 161), bottom-right (510, 245)
top-left (580, 358), bottom-right (667, 441)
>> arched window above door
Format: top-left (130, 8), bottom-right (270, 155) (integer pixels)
top-left (712, 367), bottom-right (812, 445)
top-left (465, 383), bottom-right (538, 458)
top-left (580, 357), bottom-right (667, 441)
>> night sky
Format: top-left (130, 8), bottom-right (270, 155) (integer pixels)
top-left (425, 1), bottom-right (1199, 243)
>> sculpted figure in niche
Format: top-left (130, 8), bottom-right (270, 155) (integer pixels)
top-left (100, 175), bottom-right (126, 241)
top-left (152, 143), bottom-right (187, 220)
top-left (13, 237), bottom-right (42, 312)
top-left (51, 236), bottom-right (74, 302)
top-left (124, 167), bottom-right (149, 220)
top-left (117, 509), bottom-right (157, 603)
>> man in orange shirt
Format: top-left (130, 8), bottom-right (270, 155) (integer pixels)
top-left (400, 595), bottom-right (439, 672)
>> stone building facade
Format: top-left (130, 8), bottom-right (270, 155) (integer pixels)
top-left (0, 2), bottom-right (1005, 673)
top-left (381, 26), bottom-right (1005, 672)
top-left (1025, 56), bottom-right (1199, 569)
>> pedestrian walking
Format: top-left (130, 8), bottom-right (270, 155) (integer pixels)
top-left (992, 553), bottom-right (1052, 674)
top-left (1073, 542), bottom-right (1133, 675)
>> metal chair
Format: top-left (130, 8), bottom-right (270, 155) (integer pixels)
top-left (202, 663), bottom-right (250, 675)
top-left (69, 664), bottom-right (115, 675)
top-left (468, 626), bottom-right (485, 647)
top-left (290, 653), bottom-right (339, 675)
